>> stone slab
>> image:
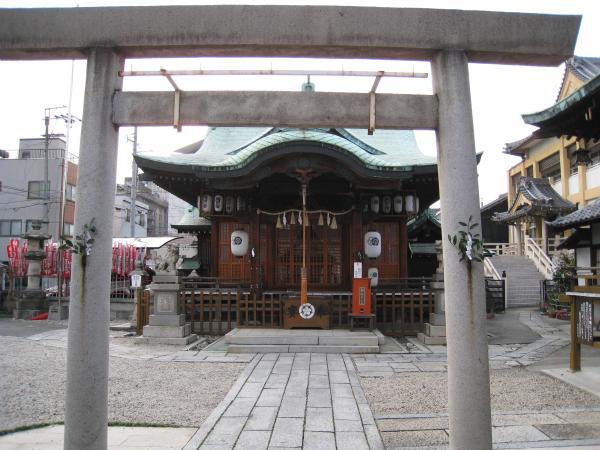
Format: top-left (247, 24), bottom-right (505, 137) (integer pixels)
top-left (228, 344), bottom-right (289, 353)
top-left (492, 425), bottom-right (550, 443)
top-left (288, 345), bottom-right (379, 354)
top-left (270, 417), bottom-right (303, 448)
top-left (142, 323), bottom-right (191, 338)
top-left (244, 406), bottom-right (278, 431)
top-left (227, 335), bottom-right (318, 345)
top-left (381, 430), bottom-right (449, 447)
top-left (306, 407), bottom-right (334, 432)
top-left (234, 430), bottom-right (271, 449)
top-left (134, 334), bottom-right (198, 345)
top-left (149, 314), bottom-right (185, 327)
top-left (335, 431), bottom-right (369, 450)
top-left (430, 312), bottom-right (446, 326)
top-left (535, 423), bottom-right (600, 440)
top-left (425, 322), bottom-right (446, 337)
top-left (416, 332), bottom-right (447, 345)
top-left (318, 335), bottom-right (378, 346)
top-left (303, 431), bottom-right (336, 450)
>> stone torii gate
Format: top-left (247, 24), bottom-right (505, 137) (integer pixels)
top-left (0, 6), bottom-right (580, 450)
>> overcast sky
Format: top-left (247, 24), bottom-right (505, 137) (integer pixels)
top-left (0, 0), bottom-right (598, 207)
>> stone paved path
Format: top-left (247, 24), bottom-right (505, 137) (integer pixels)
top-left (184, 353), bottom-right (384, 449)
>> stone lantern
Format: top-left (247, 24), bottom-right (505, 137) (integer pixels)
top-left (14, 220), bottom-right (51, 319)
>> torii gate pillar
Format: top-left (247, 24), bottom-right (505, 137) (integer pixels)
top-left (64, 48), bottom-right (124, 450)
top-left (432, 50), bottom-right (493, 449)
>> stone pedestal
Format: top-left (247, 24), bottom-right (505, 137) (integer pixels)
top-left (136, 272), bottom-right (197, 345)
top-left (418, 241), bottom-right (447, 345)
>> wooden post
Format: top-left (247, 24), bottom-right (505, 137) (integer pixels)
top-left (210, 220), bottom-right (219, 278)
top-left (400, 219), bottom-right (408, 278)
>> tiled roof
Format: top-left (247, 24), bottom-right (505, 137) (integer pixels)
top-left (171, 207), bottom-right (211, 231)
top-left (565, 56), bottom-right (600, 85)
top-left (492, 177), bottom-right (575, 223)
top-left (407, 208), bottom-right (441, 235)
top-left (136, 127), bottom-right (436, 174)
top-left (547, 199), bottom-right (600, 230)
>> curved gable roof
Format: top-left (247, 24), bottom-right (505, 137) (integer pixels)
top-left (135, 127), bottom-right (436, 176)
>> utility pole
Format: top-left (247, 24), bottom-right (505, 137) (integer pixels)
top-left (42, 105), bottom-right (66, 231)
top-left (129, 127), bottom-right (138, 238)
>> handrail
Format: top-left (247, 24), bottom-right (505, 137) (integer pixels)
top-left (483, 242), bottom-right (519, 256)
top-left (529, 237), bottom-right (563, 256)
top-left (525, 237), bottom-right (555, 279)
top-left (484, 257), bottom-right (501, 280)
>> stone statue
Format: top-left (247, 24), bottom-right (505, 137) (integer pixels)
top-left (155, 244), bottom-right (179, 273)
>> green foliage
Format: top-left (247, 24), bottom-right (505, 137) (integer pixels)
top-left (548, 251), bottom-right (576, 310)
top-left (58, 219), bottom-right (97, 266)
top-left (447, 215), bottom-right (486, 264)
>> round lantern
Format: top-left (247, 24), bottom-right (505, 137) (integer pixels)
top-left (382, 196), bottom-right (392, 214)
top-left (231, 230), bottom-right (249, 257)
top-left (214, 194), bottom-right (224, 212)
top-left (200, 194), bottom-right (212, 214)
top-left (236, 196), bottom-right (246, 213)
top-left (393, 194), bottom-right (403, 214)
top-left (415, 196), bottom-right (420, 213)
top-left (364, 231), bottom-right (382, 259)
top-left (368, 267), bottom-right (379, 287)
top-left (370, 196), bottom-right (380, 214)
top-left (405, 194), bottom-right (415, 213)
top-left (225, 196), bottom-right (235, 214)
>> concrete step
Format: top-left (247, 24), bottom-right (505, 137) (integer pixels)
top-left (225, 328), bottom-right (381, 353)
top-left (228, 344), bottom-right (380, 353)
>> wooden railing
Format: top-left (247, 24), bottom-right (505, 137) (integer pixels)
top-left (238, 291), bottom-right (283, 328)
top-left (529, 237), bottom-right (564, 257)
top-left (525, 237), bottom-right (555, 279)
top-left (180, 287), bottom-right (239, 335)
top-left (484, 257), bottom-right (501, 279)
top-left (483, 242), bottom-right (519, 256)
top-left (372, 288), bottom-right (434, 336)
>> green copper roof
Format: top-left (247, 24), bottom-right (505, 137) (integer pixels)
top-left (135, 127), bottom-right (436, 174)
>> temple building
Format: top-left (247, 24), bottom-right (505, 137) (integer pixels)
top-left (135, 126), bottom-right (438, 332)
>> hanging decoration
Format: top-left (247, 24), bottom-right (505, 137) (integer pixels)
top-left (213, 194), bottom-right (224, 212)
top-left (330, 215), bottom-right (338, 230)
top-left (225, 196), bottom-right (235, 214)
top-left (370, 195), bottom-right (380, 213)
top-left (231, 230), bottom-right (249, 257)
top-left (382, 196), bottom-right (392, 214)
top-left (318, 213), bottom-right (324, 226)
top-left (405, 194), bottom-right (415, 213)
top-left (276, 215), bottom-right (282, 229)
top-left (200, 194), bottom-right (212, 214)
top-left (290, 212), bottom-right (296, 225)
top-left (364, 230), bottom-right (382, 259)
top-left (393, 194), bottom-right (404, 214)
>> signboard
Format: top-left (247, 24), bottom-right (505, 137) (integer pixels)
top-left (131, 274), bottom-right (142, 288)
top-left (576, 298), bottom-right (594, 345)
top-left (353, 262), bottom-right (362, 278)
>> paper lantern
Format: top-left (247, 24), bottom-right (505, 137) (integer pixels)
top-left (382, 196), bottom-right (392, 214)
top-left (370, 196), bottom-right (380, 214)
top-left (231, 230), bottom-right (249, 257)
top-left (225, 196), bottom-right (235, 214)
top-left (416, 196), bottom-right (420, 213)
top-left (393, 195), bottom-right (403, 214)
top-left (214, 195), bottom-right (224, 212)
top-left (200, 194), bottom-right (212, 214)
top-left (368, 267), bottom-right (379, 287)
top-left (405, 194), bottom-right (415, 213)
top-left (364, 231), bottom-right (382, 258)
top-left (236, 196), bottom-right (246, 212)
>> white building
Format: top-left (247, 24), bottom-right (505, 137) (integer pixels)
top-left (0, 138), bottom-right (77, 261)
top-left (113, 195), bottom-right (149, 238)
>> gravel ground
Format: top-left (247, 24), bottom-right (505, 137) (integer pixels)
top-left (0, 336), bottom-right (245, 432)
top-left (361, 368), bottom-right (600, 416)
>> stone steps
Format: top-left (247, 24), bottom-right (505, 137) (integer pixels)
top-left (488, 255), bottom-right (546, 307)
top-left (225, 328), bottom-right (381, 353)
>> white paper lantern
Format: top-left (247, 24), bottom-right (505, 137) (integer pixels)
top-left (393, 195), bottom-right (403, 214)
top-left (370, 196), bottom-right (380, 214)
top-left (236, 196), bottom-right (246, 212)
top-left (214, 194), bottom-right (224, 212)
top-left (231, 230), bottom-right (249, 257)
top-left (415, 196), bottom-right (420, 213)
top-left (364, 231), bottom-right (382, 259)
top-left (405, 194), bottom-right (415, 213)
top-left (382, 196), bottom-right (392, 214)
top-left (225, 196), bottom-right (235, 214)
top-left (200, 194), bottom-right (212, 214)
top-left (368, 267), bottom-right (379, 287)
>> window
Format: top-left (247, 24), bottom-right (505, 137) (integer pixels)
top-left (65, 183), bottom-right (76, 201)
top-left (63, 222), bottom-right (74, 237)
top-left (125, 209), bottom-right (130, 222)
top-left (539, 153), bottom-right (561, 182)
top-left (526, 166), bottom-right (533, 177)
top-left (0, 220), bottom-right (22, 236)
top-left (28, 180), bottom-right (49, 199)
top-left (137, 211), bottom-right (146, 227)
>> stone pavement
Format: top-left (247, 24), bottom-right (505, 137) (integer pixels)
top-left (0, 424), bottom-right (196, 449)
top-left (184, 352), bottom-right (383, 449)
top-left (351, 311), bottom-right (570, 377)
